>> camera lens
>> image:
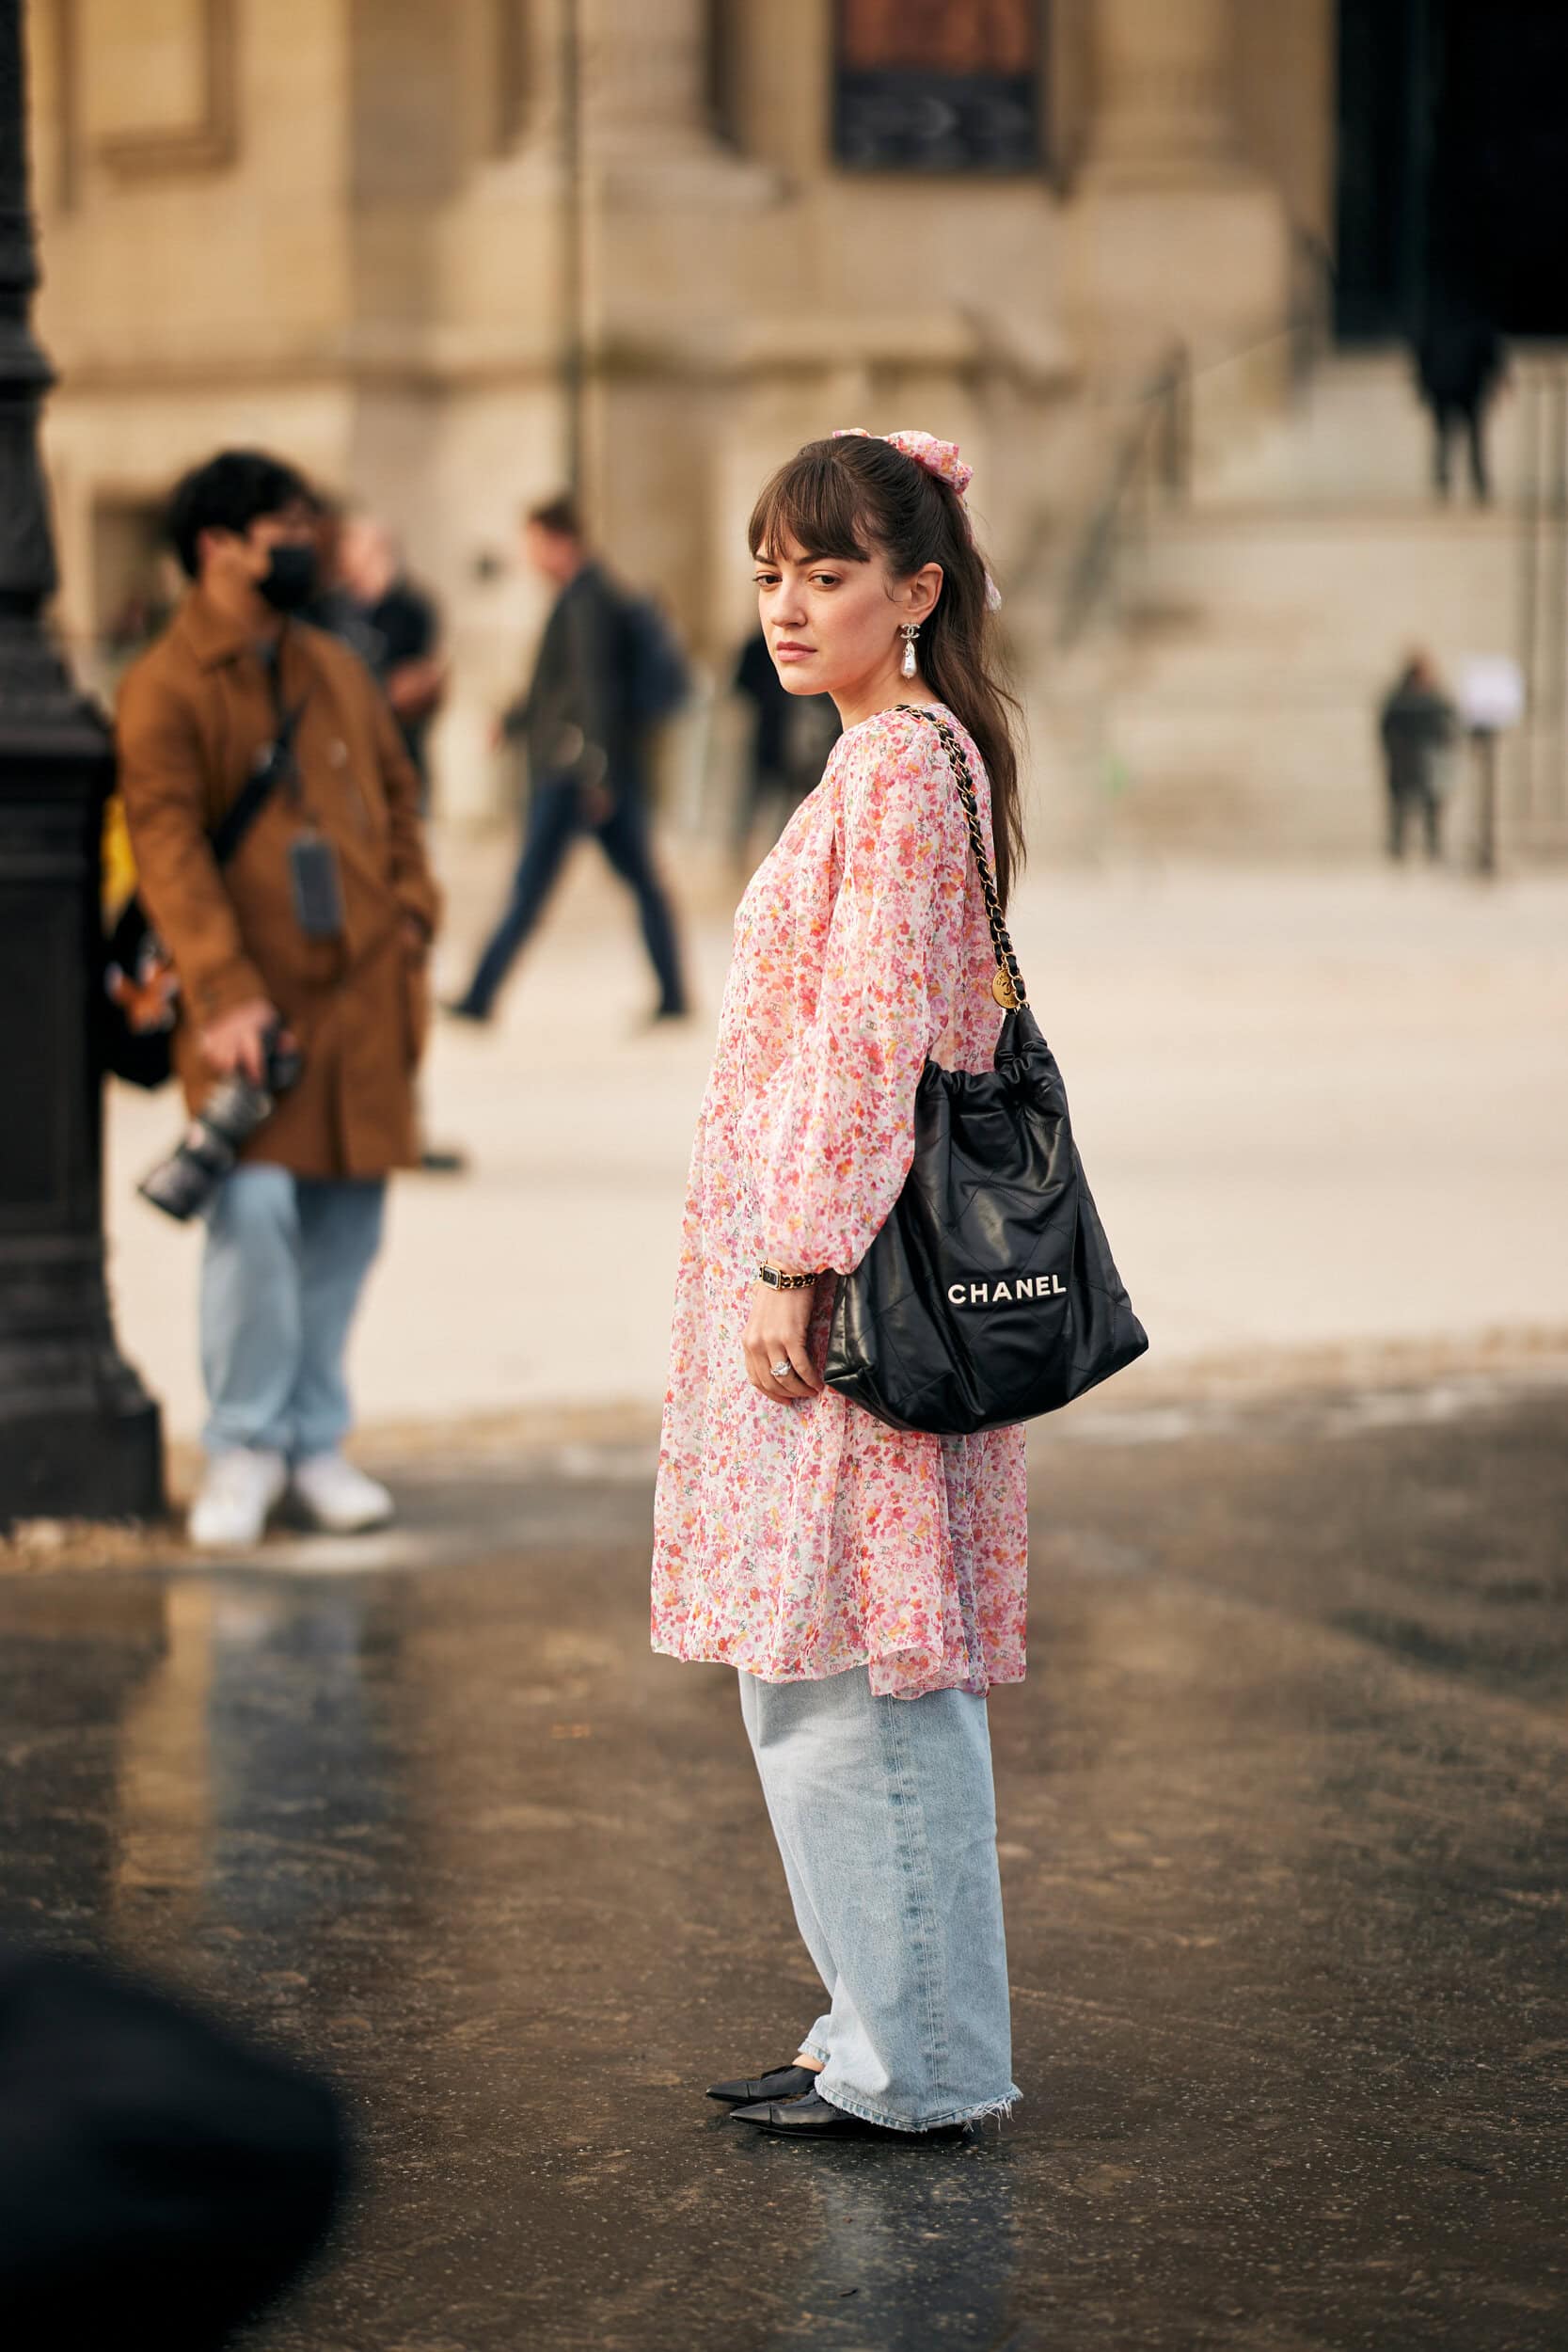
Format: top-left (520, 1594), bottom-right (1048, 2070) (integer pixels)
top-left (137, 1048), bottom-right (303, 1223)
top-left (137, 1080), bottom-right (276, 1222)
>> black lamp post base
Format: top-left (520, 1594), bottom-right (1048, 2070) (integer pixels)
top-left (0, 1215), bottom-right (166, 1528)
top-left (0, 1389), bottom-right (164, 1529)
top-left (0, 696), bottom-right (167, 1531)
top-left (0, 0), bottom-right (167, 1527)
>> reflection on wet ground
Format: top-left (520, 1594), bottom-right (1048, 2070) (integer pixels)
top-left (2, 1377), bottom-right (1565, 2350)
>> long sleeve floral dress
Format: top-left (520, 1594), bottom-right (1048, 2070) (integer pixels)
top-left (651, 702), bottom-right (1028, 1700)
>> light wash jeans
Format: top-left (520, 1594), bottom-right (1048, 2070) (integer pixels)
top-left (199, 1165), bottom-right (387, 1460)
top-left (738, 1664), bottom-right (1020, 2132)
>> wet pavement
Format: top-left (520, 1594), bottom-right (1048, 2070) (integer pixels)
top-left (3, 1372), bottom-right (1566, 2351)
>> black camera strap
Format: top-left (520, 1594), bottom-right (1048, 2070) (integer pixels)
top-left (210, 657), bottom-right (309, 868)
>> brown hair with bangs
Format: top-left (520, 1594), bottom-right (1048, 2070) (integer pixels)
top-left (748, 435), bottom-right (1025, 905)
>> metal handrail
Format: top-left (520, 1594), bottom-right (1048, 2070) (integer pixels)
top-left (1053, 227), bottom-right (1338, 653)
top-left (1515, 355), bottom-right (1568, 823)
top-left (1055, 346), bottom-right (1188, 650)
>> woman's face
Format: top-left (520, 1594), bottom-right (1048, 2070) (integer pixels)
top-left (752, 532), bottom-right (942, 717)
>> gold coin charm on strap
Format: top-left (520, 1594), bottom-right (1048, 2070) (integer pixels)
top-left (991, 964), bottom-right (1022, 1009)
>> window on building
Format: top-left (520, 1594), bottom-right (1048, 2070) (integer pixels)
top-left (833, 0), bottom-right (1043, 173)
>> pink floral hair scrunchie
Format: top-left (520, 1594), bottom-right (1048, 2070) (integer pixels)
top-left (831, 426), bottom-right (1002, 611)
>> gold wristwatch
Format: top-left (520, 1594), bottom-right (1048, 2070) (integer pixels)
top-left (757, 1263), bottom-right (818, 1291)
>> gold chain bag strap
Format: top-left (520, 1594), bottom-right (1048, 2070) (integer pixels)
top-left (896, 704), bottom-right (1026, 1011)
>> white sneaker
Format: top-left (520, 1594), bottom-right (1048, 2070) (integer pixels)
top-left (188, 1449), bottom-right (288, 1549)
top-left (290, 1453), bottom-right (394, 1534)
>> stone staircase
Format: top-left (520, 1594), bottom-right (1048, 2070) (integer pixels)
top-left (1034, 351), bottom-right (1568, 863)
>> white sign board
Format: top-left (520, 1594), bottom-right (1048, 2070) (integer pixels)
top-left (1457, 655), bottom-right (1525, 732)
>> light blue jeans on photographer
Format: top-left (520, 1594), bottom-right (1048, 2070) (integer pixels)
top-left (199, 1165), bottom-right (387, 1460)
top-left (737, 1664), bottom-right (1020, 2133)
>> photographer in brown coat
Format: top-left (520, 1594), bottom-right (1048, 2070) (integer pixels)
top-left (118, 451), bottom-right (440, 1549)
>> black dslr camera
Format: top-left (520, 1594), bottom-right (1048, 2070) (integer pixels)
top-left (138, 1027), bottom-right (305, 1223)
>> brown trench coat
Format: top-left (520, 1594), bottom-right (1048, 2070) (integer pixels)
top-left (116, 588), bottom-right (441, 1179)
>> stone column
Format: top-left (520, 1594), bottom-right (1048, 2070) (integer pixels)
top-left (578, 0), bottom-right (777, 200)
top-left (1069, 0), bottom-right (1288, 371)
top-left (579, 0), bottom-right (710, 161)
top-left (1085, 0), bottom-right (1246, 187)
top-left (495, 0), bottom-right (773, 192)
top-left (565, 0), bottom-right (781, 602)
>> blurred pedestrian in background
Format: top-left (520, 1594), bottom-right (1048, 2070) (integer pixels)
top-left (731, 625), bottom-right (841, 869)
top-left (0, 1943), bottom-right (345, 2350)
top-left (1379, 649), bottom-right (1459, 862)
top-left (447, 493), bottom-right (690, 1028)
top-left (299, 489), bottom-right (376, 660)
top-left (321, 513), bottom-right (465, 1173)
top-left (117, 450), bottom-right (440, 1549)
top-left (1414, 293), bottom-right (1507, 502)
top-left (334, 515), bottom-right (447, 811)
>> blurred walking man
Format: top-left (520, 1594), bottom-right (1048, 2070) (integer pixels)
top-left (448, 494), bottom-right (689, 1026)
top-left (118, 451), bottom-right (440, 1549)
top-left (1379, 650), bottom-right (1458, 862)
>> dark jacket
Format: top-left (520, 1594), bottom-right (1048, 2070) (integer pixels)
top-left (1380, 677), bottom-right (1458, 798)
top-left (1416, 315), bottom-right (1505, 408)
top-left (735, 628), bottom-right (788, 779)
top-left (734, 629), bottom-right (841, 794)
top-left (502, 561), bottom-right (637, 792)
top-left (320, 578), bottom-right (441, 781)
top-left (117, 589), bottom-right (440, 1177)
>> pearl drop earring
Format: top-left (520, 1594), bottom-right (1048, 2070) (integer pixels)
top-left (899, 622), bottom-right (920, 679)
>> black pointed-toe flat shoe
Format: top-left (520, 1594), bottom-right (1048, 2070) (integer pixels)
top-left (728, 2089), bottom-right (975, 2144)
top-left (705, 2062), bottom-right (821, 2107)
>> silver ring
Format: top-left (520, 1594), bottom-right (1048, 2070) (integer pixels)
top-left (770, 1361), bottom-right (794, 1380)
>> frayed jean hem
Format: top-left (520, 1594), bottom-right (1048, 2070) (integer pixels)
top-left (816, 2079), bottom-right (1022, 2134)
top-left (800, 2038), bottom-right (832, 2065)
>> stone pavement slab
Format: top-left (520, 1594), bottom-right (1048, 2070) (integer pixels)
top-left (3, 1368), bottom-right (1564, 2349)
top-left (104, 850), bottom-right (1568, 1448)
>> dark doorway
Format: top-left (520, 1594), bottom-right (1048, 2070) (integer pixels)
top-left (1336, 0), bottom-right (1568, 341)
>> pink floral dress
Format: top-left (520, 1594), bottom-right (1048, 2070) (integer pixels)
top-left (651, 702), bottom-right (1028, 1700)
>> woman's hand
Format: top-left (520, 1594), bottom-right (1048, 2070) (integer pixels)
top-left (743, 1277), bottom-right (826, 1404)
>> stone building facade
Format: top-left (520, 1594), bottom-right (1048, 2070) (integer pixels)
top-left (26, 0), bottom-right (1334, 830)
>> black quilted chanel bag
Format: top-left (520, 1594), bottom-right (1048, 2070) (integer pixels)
top-left (823, 707), bottom-right (1148, 1437)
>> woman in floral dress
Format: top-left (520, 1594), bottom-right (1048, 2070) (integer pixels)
top-left (652, 428), bottom-right (1028, 2143)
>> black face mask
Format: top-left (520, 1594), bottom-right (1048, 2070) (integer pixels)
top-left (257, 543), bottom-right (318, 613)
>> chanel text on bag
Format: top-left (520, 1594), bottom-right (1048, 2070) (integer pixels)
top-left (947, 1276), bottom-right (1068, 1307)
